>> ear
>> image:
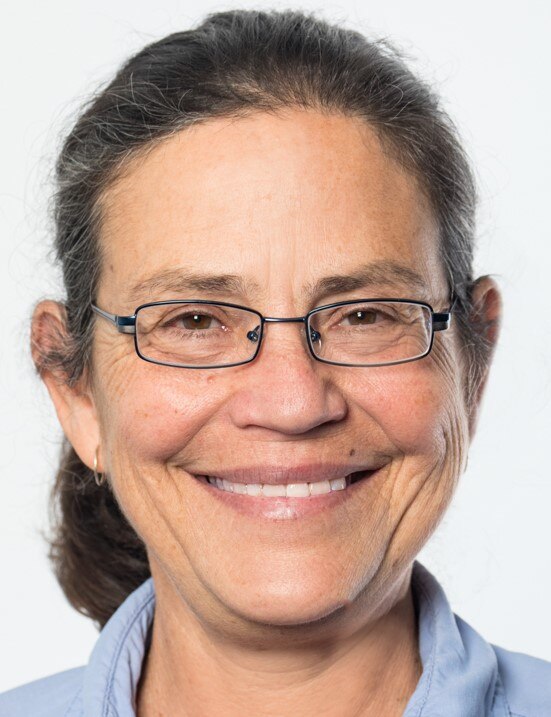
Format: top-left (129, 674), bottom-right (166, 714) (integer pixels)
top-left (31, 300), bottom-right (103, 472)
top-left (466, 275), bottom-right (502, 439)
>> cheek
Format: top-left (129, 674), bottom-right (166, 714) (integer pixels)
top-left (346, 357), bottom-right (462, 460)
top-left (102, 365), bottom-right (226, 462)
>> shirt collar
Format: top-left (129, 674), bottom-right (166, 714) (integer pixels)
top-left (403, 561), bottom-right (509, 717)
top-left (81, 560), bottom-right (510, 717)
top-left (82, 576), bottom-right (155, 717)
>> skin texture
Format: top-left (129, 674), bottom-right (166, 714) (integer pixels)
top-left (32, 109), bottom-right (501, 716)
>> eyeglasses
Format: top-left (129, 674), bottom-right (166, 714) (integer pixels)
top-left (90, 296), bottom-right (457, 369)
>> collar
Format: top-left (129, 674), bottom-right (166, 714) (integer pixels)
top-left (79, 561), bottom-right (510, 716)
top-left (403, 561), bottom-right (509, 716)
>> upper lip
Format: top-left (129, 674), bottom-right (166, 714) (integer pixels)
top-left (193, 462), bottom-right (388, 485)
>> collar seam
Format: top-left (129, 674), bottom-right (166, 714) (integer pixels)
top-left (410, 568), bottom-right (439, 717)
top-left (64, 685), bottom-right (83, 717)
top-left (493, 670), bottom-right (514, 717)
top-left (100, 587), bottom-right (155, 717)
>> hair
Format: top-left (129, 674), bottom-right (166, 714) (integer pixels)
top-left (36, 8), bottom-right (494, 629)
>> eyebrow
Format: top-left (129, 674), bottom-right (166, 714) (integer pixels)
top-left (127, 260), bottom-right (428, 306)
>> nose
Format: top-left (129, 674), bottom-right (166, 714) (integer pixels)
top-left (226, 320), bottom-right (348, 435)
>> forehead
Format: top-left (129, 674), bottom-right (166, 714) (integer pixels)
top-left (98, 109), bottom-right (444, 308)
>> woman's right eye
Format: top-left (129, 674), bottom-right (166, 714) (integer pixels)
top-left (164, 312), bottom-right (222, 330)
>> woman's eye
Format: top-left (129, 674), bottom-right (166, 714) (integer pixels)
top-left (166, 313), bottom-right (221, 330)
top-left (342, 309), bottom-right (386, 325)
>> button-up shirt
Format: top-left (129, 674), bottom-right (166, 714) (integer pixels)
top-left (1, 560), bottom-right (550, 716)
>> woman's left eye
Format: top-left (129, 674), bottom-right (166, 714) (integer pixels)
top-left (341, 309), bottom-right (389, 325)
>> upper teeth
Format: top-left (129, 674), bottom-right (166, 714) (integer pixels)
top-left (203, 476), bottom-right (348, 496)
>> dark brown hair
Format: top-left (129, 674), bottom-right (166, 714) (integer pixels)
top-left (37, 8), bottom-right (493, 629)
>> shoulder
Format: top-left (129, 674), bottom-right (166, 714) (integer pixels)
top-left (492, 642), bottom-right (551, 717)
top-left (0, 666), bottom-right (84, 717)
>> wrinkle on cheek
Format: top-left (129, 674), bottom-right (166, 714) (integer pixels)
top-left (382, 340), bottom-right (465, 458)
top-left (392, 347), bottom-right (470, 546)
top-left (108, 451), bottom-right (188, 562)
top-left (427, 339), bottom-right (470, 472)
top-left (345, 343), bottom-right (468, 536)
top-left (110, 448), bottom-right (230, 593)
top-left (384, 455), bottom-right (455, 572)
top-left (90, 343), bottom-right (137, 443)
top-left (92, 334), bottom-right (136, 397)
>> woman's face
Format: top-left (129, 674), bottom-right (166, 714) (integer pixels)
top-left (51, 110), bottom-right (476, 629)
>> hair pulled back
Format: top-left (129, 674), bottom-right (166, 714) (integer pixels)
top-left (39, 8), bottom-right (491, 629)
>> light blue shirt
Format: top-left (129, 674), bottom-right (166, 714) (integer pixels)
top-left (1, 560), bottom-right (550, 716)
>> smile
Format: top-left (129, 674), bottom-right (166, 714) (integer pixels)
top-left (195, 470), bottom-right (374, 497)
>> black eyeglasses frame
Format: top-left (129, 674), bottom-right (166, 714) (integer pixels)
top-left (90, 294), bottom-right (457, 370)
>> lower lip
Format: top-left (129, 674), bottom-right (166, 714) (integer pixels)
top-left (192, 470), bottom-right (381, 520)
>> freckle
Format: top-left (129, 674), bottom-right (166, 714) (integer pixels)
top-left (349, 448), bottom-right (356, 456)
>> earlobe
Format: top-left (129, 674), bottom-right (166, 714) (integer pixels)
top-left (31, 299), bottom-right (102, 472)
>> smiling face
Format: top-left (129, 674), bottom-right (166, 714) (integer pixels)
top-left (45, 109), bottom-right (474, 630)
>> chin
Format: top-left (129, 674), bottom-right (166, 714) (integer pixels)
top-left (218, 574), bottom-right (356, 628)
top-left (235, 599), bottom-right (350, 628)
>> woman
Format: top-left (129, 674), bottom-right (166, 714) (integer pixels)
top-left (1, 8), bottom-right (549, 716)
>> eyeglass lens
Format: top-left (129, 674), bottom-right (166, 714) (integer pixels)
top-left (135, 301), bottom-right (433, 368)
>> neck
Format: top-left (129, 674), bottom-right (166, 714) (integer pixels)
top-left (136, 564), bottom-right (422, 717)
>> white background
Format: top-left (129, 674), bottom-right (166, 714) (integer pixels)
top-left (1, 0), bottom-right (550, 692)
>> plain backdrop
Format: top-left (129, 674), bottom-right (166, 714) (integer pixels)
top-left (1, 0), bottom-right (550, 692)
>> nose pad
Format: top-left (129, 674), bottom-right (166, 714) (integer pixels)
top-left (247, 326), bottom-right (321, 356)
top-left (247, 324), bottom-right (321, 354)
top-left (310, 328), bottom-right (321, 346)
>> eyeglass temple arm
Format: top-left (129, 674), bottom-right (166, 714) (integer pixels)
top-left (432, 294), bottom-right (458, 332)
top-left (91, 304), bottom-right (136, 334)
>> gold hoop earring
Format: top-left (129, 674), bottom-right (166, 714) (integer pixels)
top-left (93, 447), bottom-right (105, 487)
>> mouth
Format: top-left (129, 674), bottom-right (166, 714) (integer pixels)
top-left (194, 469), bottom-right (375, 498)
